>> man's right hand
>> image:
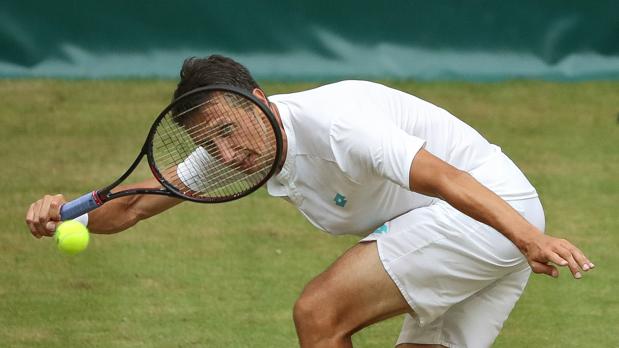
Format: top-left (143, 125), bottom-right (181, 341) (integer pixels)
top-left (26, 194), bottom-right (66, 239)
top-left (523, 233), bottom-right (595, 279)
top-left (26, 179), bottom-right (182, 236)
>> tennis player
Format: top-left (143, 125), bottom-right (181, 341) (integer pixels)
top-left (26, 55), bottom-right (594, 348)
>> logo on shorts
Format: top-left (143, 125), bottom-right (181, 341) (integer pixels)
top-left (372, 224), bottom-right (389, 234)
top-left (334, 193), bottom-right (347, 207)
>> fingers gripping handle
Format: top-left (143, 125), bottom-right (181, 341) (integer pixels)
top-left (60, 192), bottom-right (102, 221)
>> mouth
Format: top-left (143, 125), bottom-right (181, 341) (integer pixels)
top-left (234, 151), bottom-right (259, 173)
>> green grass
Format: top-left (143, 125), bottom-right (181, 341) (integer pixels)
top-left (1, 79), bottom-right (617, 347)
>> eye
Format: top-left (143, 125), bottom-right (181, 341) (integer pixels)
top-left (219, 123), bottom-right (235, 137)
top-left (203, 139), bottom-right (215, 153)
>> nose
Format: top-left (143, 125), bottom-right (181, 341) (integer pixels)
top-left (212, 138), bottom-right (236, 165)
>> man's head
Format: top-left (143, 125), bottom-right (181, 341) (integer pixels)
top-left (173, 55), bottom-right (260, 99)
top-left (169, 55), bottom-right (277, 175)
top-left (171, 55), bottom-right (265, 120)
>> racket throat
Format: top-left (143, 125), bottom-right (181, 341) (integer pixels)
top-left (92, 191), bottom-right (105, 205)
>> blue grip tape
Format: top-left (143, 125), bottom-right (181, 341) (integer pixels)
top-left (60, 192), bottom-right (101, 220)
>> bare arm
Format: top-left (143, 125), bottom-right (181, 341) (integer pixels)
top-left (26, 177), bottom-right (182, 237)
top-left (87, 177), bottom-right (183, 233)
top-left (409, 149), bottom-right (594, 279)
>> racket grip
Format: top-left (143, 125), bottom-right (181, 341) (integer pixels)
top-left (60, 192), bottom-right (102, 221)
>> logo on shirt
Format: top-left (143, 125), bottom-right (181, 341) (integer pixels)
top-left (334, 193), bottom-right (347, 207)
top-left (372, 223), bottom-right (389, 234)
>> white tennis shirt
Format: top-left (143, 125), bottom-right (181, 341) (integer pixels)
top-left (266, 81), bottom-right (537, 236)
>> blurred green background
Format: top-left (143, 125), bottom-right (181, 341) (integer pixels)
top-left (1, 1), bottom-right (618, 347)
top-left (1, 1), bottom-right (618, 80)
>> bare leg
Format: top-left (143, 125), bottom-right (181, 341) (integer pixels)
top-left (293, 242), bottom-right (412, 348)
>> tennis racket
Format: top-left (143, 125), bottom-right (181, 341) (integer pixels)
top-left (60, 85), bottom-right (283, 220)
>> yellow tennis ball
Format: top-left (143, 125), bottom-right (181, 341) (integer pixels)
top-left (54, 220), bottom-right (90, 255)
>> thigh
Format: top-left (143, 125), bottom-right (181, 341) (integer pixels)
top-left (297, 241), bottom-right (411, 334)
top-left (442, 266), bottom-right (531, 346)
top-left (391, 198), bottom-right (543, 347)
top-left (397, 266), bottom-right (531, 348)
top-left (363, 200), bottom-right (536, 328)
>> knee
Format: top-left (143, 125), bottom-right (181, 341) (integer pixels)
top-left (293, 288), bottom-right (340, 336)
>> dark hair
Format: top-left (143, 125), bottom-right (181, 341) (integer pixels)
top-left (173, 55), bottom-right (260, 100)
top-left (170, 55), bottom-right (261, 124)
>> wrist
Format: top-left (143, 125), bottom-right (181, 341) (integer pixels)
top-left (515, 227), bottom-right (541, 255)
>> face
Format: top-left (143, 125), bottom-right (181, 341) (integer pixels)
top-left (182, 92), bottom-right (276, 175)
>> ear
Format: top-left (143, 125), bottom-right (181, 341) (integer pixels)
top-left (252, 88), bottom-right (279, 116)
top-left (252, 88), bottom-right (269, 105)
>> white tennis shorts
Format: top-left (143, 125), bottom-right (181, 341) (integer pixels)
top-left (361, 197), bottom-right (545, 348)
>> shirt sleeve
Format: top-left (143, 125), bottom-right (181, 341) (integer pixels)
top-left (329, 116), bottom-right (426, 189)
top-left (176, 146), bottom-right (243, 193)
top-left (177, 146), bottom-right (214, 192)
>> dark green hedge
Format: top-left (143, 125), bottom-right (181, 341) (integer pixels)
top-left (1, 1), bottom-right (617, 80)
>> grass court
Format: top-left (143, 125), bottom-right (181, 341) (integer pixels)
top-left (1, 79), bottom-right (617, 347)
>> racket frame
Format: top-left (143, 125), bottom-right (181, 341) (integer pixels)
top-left (60, 85), bottom-right (283, 220)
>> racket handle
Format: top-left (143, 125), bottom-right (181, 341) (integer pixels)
top-left (60, 192), bottom-right (102, 221)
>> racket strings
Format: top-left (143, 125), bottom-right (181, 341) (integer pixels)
top-left (151, 91), bottom-right (278, 200)
top-left (160, 145), bottom-right (276, 188)
top-left (159, 96), bottom-right (274, 159)
top-left (158, 138), bottom-right (275, 194)
top-left (168, 156), bottom-right (275, 198)
top-left (154, 117), bottom-right (277, 166)
top-left (155, 104), bottom-right (276, 183)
